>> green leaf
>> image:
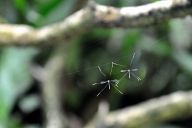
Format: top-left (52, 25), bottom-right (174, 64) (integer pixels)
top-left (139, 35), bottom-right (172, 56)
top-left (122, 29), bottom-right (141, 55)
top-left (37, 0), bottom-right (64, 15)
top-left (0, 47), bottom-right (38, 118)
top-left (173, 51), bottom-right (192, 76)
top-left (36, 0), bottom-right (75, 26)
top-left (14, 0), bottom-right (27, 13)
top-left (169, 19), bottom-right (192, 49)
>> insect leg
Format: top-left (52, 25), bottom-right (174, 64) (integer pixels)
top-left (131, 72), bottom-right (141, 81)
top-left (114, 86), bottom-right (123, 94)
top-left (97, 85), bottom-right (108, 97)
top-left (98, 66), bottom-right (106, 77)
top-left (110, 62), bottom-right (126, 75)
top-left (130, 52), bottom-right (135, 67)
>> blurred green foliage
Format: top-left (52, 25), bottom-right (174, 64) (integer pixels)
top-left (0, 0), bottom-right (192, 128)
top-left (0, 48), bottom-right (37, 127)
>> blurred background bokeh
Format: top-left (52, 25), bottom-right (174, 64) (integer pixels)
top-left (1, 0), bottom-right (192, 128)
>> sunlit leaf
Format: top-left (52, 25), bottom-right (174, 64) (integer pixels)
top-left (14, 0), bottom-right (27, 13)
top-left (0, 47), bottom-right (38, 116)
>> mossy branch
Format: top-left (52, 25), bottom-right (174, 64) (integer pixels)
top-left (0, 0), bottom-right (192, 45)
top-left (85, 91), bottom-right (192, 128)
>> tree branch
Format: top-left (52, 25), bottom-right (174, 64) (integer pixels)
top-left (0, 0), bottom-right (192, 45)
top-left (85, 91), bottom-right (192, 128)
top-left (31, 46), bottom-right (69, 128)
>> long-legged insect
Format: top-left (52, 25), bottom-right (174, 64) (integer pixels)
top-left (92, 64), bottom-right (124, 96)
top-left (119, 52), bottom-right (141, 81)
top-left (92, 52), bottom-right (141, 96)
